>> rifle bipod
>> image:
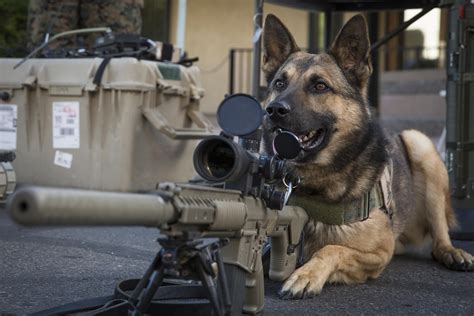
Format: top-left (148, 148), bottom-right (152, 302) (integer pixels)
top-left (127, 236), bottom-right (232, 316)
top-left (30, 237), bottom-right (233, 316)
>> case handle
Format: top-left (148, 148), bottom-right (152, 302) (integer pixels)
top-left (142, 107), bottom-right (216, 140)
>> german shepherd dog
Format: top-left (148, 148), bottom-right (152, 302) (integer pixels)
top-left (261, 14), bottom-right (474, 299)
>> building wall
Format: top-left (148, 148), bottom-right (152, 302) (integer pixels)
top-left (169, 0), bottom-right (309, 113)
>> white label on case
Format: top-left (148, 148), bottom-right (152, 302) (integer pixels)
top-left (0, 104), bottom-right (17, 150)
top-left (53, 101), bottom-right (80, 148)
top-left (54, 150), bottom-right (73, 169)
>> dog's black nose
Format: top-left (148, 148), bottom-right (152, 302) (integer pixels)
top-left (266, 102), bottom-right (291, 119)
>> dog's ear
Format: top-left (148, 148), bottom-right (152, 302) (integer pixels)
top-left (262, 14), bottom-right (300, 83)
top-left (329, 14), bottom-right (372, 89)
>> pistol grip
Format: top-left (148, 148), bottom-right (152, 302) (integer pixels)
top-left (269, 233), bottom-right (297, 281)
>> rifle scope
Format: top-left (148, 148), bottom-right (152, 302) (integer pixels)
top-left (193, 135), bottom-right (250, 182)
top-left (192, 94), bottom-right (287, 187)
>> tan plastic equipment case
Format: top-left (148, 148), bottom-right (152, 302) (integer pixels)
top-left (0, 58), bottom-right (215, 191)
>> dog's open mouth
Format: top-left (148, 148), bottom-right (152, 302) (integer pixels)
top-left (298, 128), bottom-right (327, 151)
top-left (272, 126), bottom-right (329, 160)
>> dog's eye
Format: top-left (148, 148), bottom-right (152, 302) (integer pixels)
top-left (274, 79), bottom-right (286, 91)
top-left (312, 81), bottom-right (329, 93)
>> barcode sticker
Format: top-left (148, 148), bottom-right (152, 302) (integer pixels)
top-left (53, 101), bottom-right (80, 148)
top-left (54, 150), bottom-right (73, 169)
top-left (0, 104), bottom-right (17, 150)
top-left (60, 128), bottom-right (75, 136)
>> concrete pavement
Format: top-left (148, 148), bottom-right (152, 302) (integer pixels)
top-left (1, 209), bottom-right (473, 315)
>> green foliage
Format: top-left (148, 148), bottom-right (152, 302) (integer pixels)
top-left (0, 0), bottom-right (29, 57)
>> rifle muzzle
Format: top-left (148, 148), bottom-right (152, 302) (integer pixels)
top-left (8, 186), bottom-right (176, 227)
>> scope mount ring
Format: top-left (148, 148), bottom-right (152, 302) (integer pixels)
top-left (283, 173), bottom-right (301, 189)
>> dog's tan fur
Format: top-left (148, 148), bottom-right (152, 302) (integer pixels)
top-left (261, 14), bottom-right (473, 299)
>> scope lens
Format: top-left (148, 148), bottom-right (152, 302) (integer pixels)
top-left (193, 136), bottom-right (251, 182)
top-left (204, 141), bottom-right (235, 179)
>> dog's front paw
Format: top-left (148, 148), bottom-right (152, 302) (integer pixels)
top-left (433, 247), bottom-right (474, 271)
top-left (278, 265), bottom-right (326, 299)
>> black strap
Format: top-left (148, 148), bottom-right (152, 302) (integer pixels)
top-left (93, 56), bottom-right (112, 85)
top-left (115, 278), bottom-right (213, 315)
top-left (161, 43), bottom-right (174, 61)
top-left (30, 295), bottom-right (115, 315)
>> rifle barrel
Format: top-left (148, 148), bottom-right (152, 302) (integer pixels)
top-left (8, 186), bottom-right (176, 226)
